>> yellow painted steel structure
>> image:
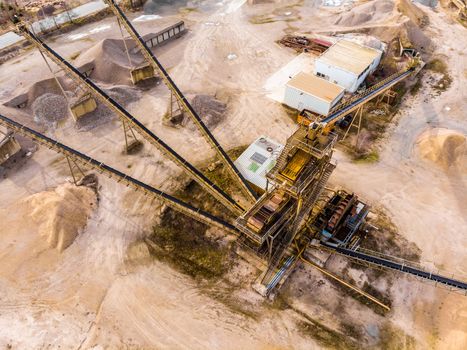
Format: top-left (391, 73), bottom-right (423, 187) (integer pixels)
top-left (279, 149), bottom-right (311, 181)
top-left (0, 132), bottom-right (21, 165)
top-left (130, 64), bottom-right (155, 84)
top-left (70, 94), bottom-right (97, 121)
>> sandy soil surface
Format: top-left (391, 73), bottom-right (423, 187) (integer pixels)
top-left (0, 0), bottom-right (466, 349)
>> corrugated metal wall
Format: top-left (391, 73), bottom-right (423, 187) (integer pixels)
top-left (284, 86), bottom-right (331, 115)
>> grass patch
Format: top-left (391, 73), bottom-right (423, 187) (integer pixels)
top-left (297, 319), bottom-right (359, 350)
top-left (268, 292), bottom-right (359, 349)
top-left (410, 75), bottom-right (423, 96)
top-left (426, 58), bottom-right (453, 93)
top-left (353, 149), bottom-right (379, 164)
top-left (361, 210), bottom-right (421, 262)
top-left (340, 321), bottom-right (363, 340)
top-left (202, 285), bottom-right (260, 320)
top-left (148, 209), bottom-right (232, 280)
top-left (322, 271), bottom-right (391, 316)
top-left (203, 145), bottom-right (248, 196)
top-left (377, 323), bottom-right (416, 350)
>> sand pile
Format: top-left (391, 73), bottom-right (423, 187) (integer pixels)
top-left (4, 77), bottom-right (67, 109)
top-left (416, 129), bottom-right (467, 172)
top-left (32, 93), bottom-right (68, 124)
top-left (76, 38), bottom-right (144, 85)
top-left (188, 95), bottom-right (227, 130)
top-left (334, 0), bottom-right (395, 26)
top-left (331, 0), bottom-right (431, 50)
top-left (24, 182), bottom-right (98, 252)
top-left (26, 77), bottom-right (65, 105)
top-left (396, 0), bottom-right (428, 27)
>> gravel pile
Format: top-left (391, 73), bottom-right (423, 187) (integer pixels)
top-left (32, 93), bottom-right (68, 124)
top-left (105, 85), bottom-right (141, 106)
top-left (75, 86), bottom-right (141, 131)
top-left (189, 95), bottom-right (227, 130)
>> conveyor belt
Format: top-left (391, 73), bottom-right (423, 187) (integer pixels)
top-left (16, 25), bottom-right (244, 216)
top-left (322, 243), bottom-right (467, 292)
top-left (0, 113), bottom-right (239, 235)
top-left (104, 0), bottom-right (258, 203)
top-left (321, 68), bottom-right (414, 126)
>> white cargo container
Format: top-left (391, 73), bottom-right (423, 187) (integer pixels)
top-left (314, 40), bottom-right (383, 93)
top-left (284, 72), bottom-right (345, 116)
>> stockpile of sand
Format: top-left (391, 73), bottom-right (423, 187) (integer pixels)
top-left (75, 38), bottom-right (144, 85)
top-left (24, 182), bottom-right (98, 252)
top-left (396, 0), bottom-right (428, 27)
top-left (189, 95), bottom-right (227, 130)
top-left (4, 77), bottom-right (67, 109)
top-left (416, 128), bottom-right (467, 172)
top-left (32, 93), bottom-right (68, 124)
top-left (334, 0), bottom-right (395, 26)
top-left (26, 77), bottom-right (65, 105)
top-left (332, 0), bottom-right (431, 51)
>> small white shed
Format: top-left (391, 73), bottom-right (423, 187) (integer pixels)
top-left (314, 40), bottom-right (383, 93)
top-left (284, 72), bottom-right (345, 115)
top-left (234, 136), bottom-right (284, 191)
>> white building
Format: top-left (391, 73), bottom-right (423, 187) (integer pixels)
top-left (234, 136), bottom-right (284, 192)
top-left (314, 40), bottom-right (383, 93)
top-left (284, 72), bottom-right (345, 115)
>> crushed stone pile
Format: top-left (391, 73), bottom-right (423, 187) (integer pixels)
top-left (189, 95), bottom-right (227, 130)
top-left (416, 129), bottom-right (467, 172)
top-left (25, 182), bottom-right (98, 252)
top-left (334, 0), bottom-right (395, 26)
top-left (75, 38), bottom-right (144, 85)
top-left (74, 85), bottom-right (141, 131)
top-left (26, 78), bottom-right (65, 106)
top-left (32, 93), bottom-right (68, 124)
top-left (105, 85), bottom-right (141, 106)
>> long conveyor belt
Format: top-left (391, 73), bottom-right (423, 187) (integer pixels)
top-left (0, 113), bottom-right (239, 236)
top-left (321, 243), bottom-right (467, 292)
top-left (321, 68), bottom-right (415, 126)
top-left (15, 25), bottom-right (245, 216)
top-left (104, 0), bottom-right (258, 203)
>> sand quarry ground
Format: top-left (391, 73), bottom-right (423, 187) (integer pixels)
top-left (0, 0), bottom-right (466, 349)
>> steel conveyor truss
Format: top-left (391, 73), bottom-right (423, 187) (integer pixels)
top-left (321, 243), bottom-right (467, 294)
top-left (0, 113), bottom-right (239, 236)
top-left (103, 0), bottom-right (258, 203)
top-left (15, 24), bottom-right (244, 216)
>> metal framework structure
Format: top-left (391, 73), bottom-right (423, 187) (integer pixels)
top-left (0, 113), bottom-right (239, 236)
top-left (15, 24), bottom-right (245, 216)
top-left (5, 15), bottom-right (465, 301)
top-left (319, 243), bottom-right (467, 295)
top-left (103, 0), bottom-right (258, 203)
top-left (254, 63), bottom-right (422, 294)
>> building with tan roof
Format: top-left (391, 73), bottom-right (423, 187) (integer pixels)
top-left (314, 39), bottom-right (383, 93)
top-left (284, 72), bottom-right (345, 116)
